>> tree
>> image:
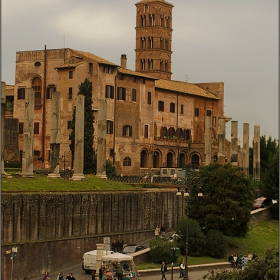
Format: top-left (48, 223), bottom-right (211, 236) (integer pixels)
top-left (189, 163), bottom-right (254, 237)
top-left (261, 146), bottom-right (279, 200)
top-left (175, 217), bottom-right (206, 256)
top-left (69, 78), bottom-right (96, 174)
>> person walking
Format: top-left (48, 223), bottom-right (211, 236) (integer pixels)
top-left (57, 272), bottom-right (63, 280)
top-left (43, 272), bottom-right (50, 280)
top-left (160, 224), bottom-right (166, 238)
top-left (179, 260), bottom-right (185, 278)
top-left (160, 261), bottom-right (167, 280)
top-left (116, 263), bottom-right (123, 280)
top-left (155, 225), bottom-right (160, 239)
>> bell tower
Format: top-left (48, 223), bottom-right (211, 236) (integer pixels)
top-left (135, 0), bottom-right (174, 80)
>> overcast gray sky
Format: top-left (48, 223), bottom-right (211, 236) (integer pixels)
top-left (1, 0), bottom-right (278, 143)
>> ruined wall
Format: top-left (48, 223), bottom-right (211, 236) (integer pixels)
top-left (1, 189), bottom-right (181, 279)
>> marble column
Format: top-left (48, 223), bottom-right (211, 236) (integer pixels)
top-left (96, 99), bottom-right (107, 179)
top-left (230, 121), bottom-right (238, 166)
top-left (218, 118), bottom-right (226, 164)
top-left (242, 123), bottom-right (249, 178)
top-left (204, 116), bottom-right (212, 165)
top-left (48, 91), bottom-right (61, 178)
top-left (71, 94), bottom-right (85, 181)
top-left (21, 88), bottom-right (35, 177)
top-left (253, 125), bottom-right (260, 181)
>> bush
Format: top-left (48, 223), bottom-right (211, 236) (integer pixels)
top-left (149, 238), bottom-right (179, 264)
top-left (175, 217), bottom-right (206, 256)
top-left (205, 230), bottom-right (228, 258)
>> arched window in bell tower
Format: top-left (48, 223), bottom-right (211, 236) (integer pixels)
top-left (160, 60), bottom-right (163, 71)
top-left (149, 37), bottom-right (153, 48)
top-left (165, 60), bottom-right (168, 71)
top-left (165, 39), bottom-right (169, 50)
top-left (160, 15), bottom-right (163, 26)
top-left (141, 37), bottom-right (146, 49)
top-left (141, 15), bottom-right (146, 27)
top-left (149, 14), bottom-right (154, 26)
top-left (141, 59), bottom-right (146, 70)
top-left (160, 37), bottom-right (164, 49)
top-left (148, 59), bottom-right (153, 70)
top-left (144, 4), bottom-right (149, 13)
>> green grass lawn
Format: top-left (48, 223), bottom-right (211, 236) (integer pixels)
top-left (1, 173), bottom-right (141, 191)
top-left (137, 219), bottom-right (279, 270)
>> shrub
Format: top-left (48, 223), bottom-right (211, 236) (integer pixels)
top-left (149, 238), bottom-right (179, 264)
top-left (205, 230), bottom-right (228, 258)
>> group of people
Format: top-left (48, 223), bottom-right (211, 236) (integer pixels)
top-left (111, 239), bottom-right (126, 252)
top-left (160, 259), bottom-right (185, 280)
top-left (155, 224), bottom-right (166, 239)
top-left (40, 271), bottom-right (75, 280)
top-left (228, 252), bottom-right (257, 270)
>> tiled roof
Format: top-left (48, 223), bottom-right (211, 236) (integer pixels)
top-left (72, 50), bottom-right (119, 67)
top-left (6, 85), bottom-right (15, 94)
top-left (55, 60), bottom-right (86, 69)
top-left (136, 0), bottom-right (173, 7)
top-left (155, 79), bottom-right (220, 99)
top-left (118, 68), bottom-right (158, 79)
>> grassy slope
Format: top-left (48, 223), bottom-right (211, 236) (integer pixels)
top-left (137, 219), bottom-right (279, 269)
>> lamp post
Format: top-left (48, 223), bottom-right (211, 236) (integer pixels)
top-left (176, 177), bottom-right (203, 280)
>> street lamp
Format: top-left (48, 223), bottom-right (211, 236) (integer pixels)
top-left (176, 177), bottom-right (203, 280)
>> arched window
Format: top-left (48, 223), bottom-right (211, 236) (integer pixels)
top-left (153, 150), bottom-right (161, 168)
top-left (167, 152), bottom-right (173, 167)
top-left (123, 157), bottom-right (131, 166)
top-left (213, 155), bottom-right (218, 162)
top-left (141, 59), bottom-right (145, 70)
top-left (168, 127), bottom-right (175, 137)
top-left (191, 154), bottom-right (200, 169)
top-left (148, 59), bottom-right (153, 70)
top-left (32, 77), bottom-right (42, 106)
top-left (140, 150), bottom-right (148, 168)
top-left (141, 15), bottom-right (146, 26)
top-left (177, 128), bottom-right (183, 138)
top-left (161, 126), bottom-right (168, 138)
top-left (185, 129), bottom-right (191, 141)
top-left (179, 153), bottom-right (186, 168)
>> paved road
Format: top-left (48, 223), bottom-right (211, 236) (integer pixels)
top-left (31, 263), bottom-right (208, 280)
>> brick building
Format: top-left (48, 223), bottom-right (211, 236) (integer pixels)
top-left (3, 0), bottom-right (231, 175)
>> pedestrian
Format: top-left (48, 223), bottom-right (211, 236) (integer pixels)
top-left (43, 272), bottom-right (50, 280)
top-left (247, 252), bottom-right (253, 261)
top-left (236, 254), bottom-right (241, 269)
top-left (160, 261), bottom-right (167, 280)
top-left (241, 254), bottom-right (248, 270)
top-left (160, 224), bottom-right (166, 238)
top-left (155, 225), bottom-right (160, 239)
top-left (91, 270), bottom-right (96, 280)
top-left (116, 263), bottom-right (123, 280)
top-left (253, 252), bottom-right (257, 260)
top-left (57, 272), bottom-right (63, 280)
top-left (66, 273), bottom-right (71, 280)
top-left (99, 266), bottom-right (104, 280)
top-left (179, 259), bottom-right (185, 278)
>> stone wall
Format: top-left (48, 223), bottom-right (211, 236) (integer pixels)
top-left (1, 189), bottom-right (180, 279)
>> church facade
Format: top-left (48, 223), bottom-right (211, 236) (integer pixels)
top-left (4, 0), bottom-right (231, 175)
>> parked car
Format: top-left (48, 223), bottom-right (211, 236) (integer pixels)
top-left (253, 197), bottom-right (272, 209)
top-left (122, 244), bottom-right (147, 254)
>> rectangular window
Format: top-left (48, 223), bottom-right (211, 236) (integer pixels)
top-left (105, 85), bottom-right (114, 99)
top-left (195, 108), bottom-right (199, 117)
top-left (19, 122), bottom-right (24, 134)
top-left (170, 102), bottom-right (175, 113)
top-left (46, 86), bottom-right (56, 99)
top-left (181, 104), bottom-right (184, 114)
top-left (89, 63), bottom-right (93, 73)
top-left (206, 110), bottom-right (212, 116)
top-left (67, 121), bottom-right (72, 130)
top-left (147, 92), bottom-right (151, 105)
top-left (119, 74), bottom-right (123, 80)
top-left (144, 125), bottom-right (149, 138)
top-left (117, 87), bottom-right (126, 101)
top-left (109, 149), bottom-right (114, 157)
top-left (107, 120), bottom-right (114, 134)
top-left (142, 78), bottom-right (145, 84)
top-left (34, 122), bottom-right (39, 134)
top-left (69, 71), bottom-right (73, 79)
top-left (34, 150), bottom-right (40, 156)
top-left (132, 89), bottom-right (137, 102)
top-left (122, 125), bottom-right (132, 137)
top-left (17, 88), bottom-right (25, 100)
top-left (213, 117), bottom-right (216, 127)
top-left (132, 76), bottom-right (137, 82)
top-left (68, 87), bottom-right (73, 100)
top-left (158, 101), bottom-right (164, 111)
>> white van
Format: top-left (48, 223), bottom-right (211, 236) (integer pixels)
top-left (82, 250), bottom-right (113, 273)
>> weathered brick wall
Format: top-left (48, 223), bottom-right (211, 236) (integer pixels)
top-left (1, 189), bottom-right (181, 279)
